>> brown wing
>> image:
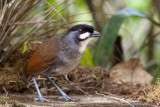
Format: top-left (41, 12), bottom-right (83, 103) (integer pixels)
top-left (26, 37), bottom-right (61, 75)
top-left (26, 51), bottom-right (47, 75)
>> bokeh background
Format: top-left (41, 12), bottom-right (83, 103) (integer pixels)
top-left (0, 0), bottom-right (160, 82)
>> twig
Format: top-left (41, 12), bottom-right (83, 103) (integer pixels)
top-left (2, 85), bottom-right (8, 95)
top-left (64, 80), bottom-right (95, 86)
top-left (132, 30), bottom-right (160, 57)
top-left (0, 0), bottom-right (43, 52)
top-left (95, 91), bottom-right (135, 107)
top-left (0, 0), bottom-right (18, 50)
top-left (3, 20), bottom-right (57, 26)
top-left (0, 0), bottom-right (7, 26)
top-left (64, 74), bottom-right (71, 83)
top-left (156, 102), bottom-right (160, 107)
top-left (71, 85), bottom-right (89, 95)
top-left (0, 0), bottom-right (17, 40)
top-left (0, 0), bottom-right (32, 50)
top-left (43, 0), bottom-right (70, 28)
top-left (0, 0), bottom-right (67, 62)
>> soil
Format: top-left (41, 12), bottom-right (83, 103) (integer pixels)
top-left (0, 58), bottom-right (158, 107)
top-left (0, 94), bottom-right (152, 107)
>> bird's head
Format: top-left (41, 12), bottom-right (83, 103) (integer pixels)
top-left (65, 24), bottom-right (101, 52)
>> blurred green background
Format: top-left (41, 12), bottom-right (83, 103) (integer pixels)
top-left (0, 0), bottom-right (160, 80)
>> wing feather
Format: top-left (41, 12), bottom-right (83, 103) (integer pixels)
top-left (26, 37), bottom-right (61, 75)
top-left (26, 51), bottom-right (47, 75)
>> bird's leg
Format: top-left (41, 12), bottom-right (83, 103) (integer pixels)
top-left (46, 76), bottom-right (71, 101)
top-left (32, 76), bottom-right (50, 102)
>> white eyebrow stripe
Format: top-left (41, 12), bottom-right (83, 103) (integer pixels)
top-left (79, 32), bottom-right (90, 39)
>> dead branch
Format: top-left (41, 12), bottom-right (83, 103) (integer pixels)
top-left (1, 20), bottom-right (57, 26)
top-left (0, 0), bottom-right (7, 26)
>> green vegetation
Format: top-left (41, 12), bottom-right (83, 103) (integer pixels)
top-left (1, 0), bottom-right (160, 88)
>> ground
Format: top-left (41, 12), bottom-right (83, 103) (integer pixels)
top-left (0, 94), bottom-right (153, 107)
top-left (0, 59), bottom-right (159, 106)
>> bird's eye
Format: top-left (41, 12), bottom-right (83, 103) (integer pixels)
top-left (79, 29), bottom-right (85, 34)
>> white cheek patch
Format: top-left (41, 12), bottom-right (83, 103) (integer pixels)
top-left (79, 32), bottom-right (90, 40)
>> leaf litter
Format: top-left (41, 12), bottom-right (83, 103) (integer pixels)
top-left (0, 51), bottom-right (159, 106)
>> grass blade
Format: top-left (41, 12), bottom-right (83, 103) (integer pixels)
top-left (152, 65), bottom-right (160, 85)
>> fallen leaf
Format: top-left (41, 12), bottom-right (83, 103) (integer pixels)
top-left (110, 58), bottom-right (153, 85)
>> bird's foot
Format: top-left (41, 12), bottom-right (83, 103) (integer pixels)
top-left (58, 96), bottom-right (80, 102)
top-left (58, 95), bottom-right (71, 101)
top-left (34, 97), bottom-right (51, 102)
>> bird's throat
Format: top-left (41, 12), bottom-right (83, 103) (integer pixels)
top-left (79, 38), bottom-right (93, 53)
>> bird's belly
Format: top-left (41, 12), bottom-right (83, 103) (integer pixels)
top-left (53, 60), bottom-right (79, 76)
top-left (45, 52), bottom-right (83, 76)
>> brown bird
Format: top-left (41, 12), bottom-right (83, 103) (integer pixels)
top-left (26, 24), bottom-right (101, 102)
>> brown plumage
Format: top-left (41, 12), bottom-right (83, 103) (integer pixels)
top-left (26, 37), bottom-right (61, 75)
top-left (27, 51), bottom-right (47, 75)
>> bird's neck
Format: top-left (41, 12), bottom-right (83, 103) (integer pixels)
top-left (63, 34), bottom-right (79, 51)
top-left (79, 38), bottom-right (93, 53)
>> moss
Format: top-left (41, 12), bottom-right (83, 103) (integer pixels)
top-left (0, 97), bottom-right (19, 105)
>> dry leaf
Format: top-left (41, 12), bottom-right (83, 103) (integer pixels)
top-left (110, 58), bottom-right (153, 85)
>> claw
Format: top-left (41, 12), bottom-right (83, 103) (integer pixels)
top-left (58, 96), bottom-right (80, 102)
top-left (34, 97), bottom-right (50, 102)
top-left (58, 96), bottom-right (71, 101)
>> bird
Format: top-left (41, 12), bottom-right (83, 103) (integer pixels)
top-left (26, 24), bottom-right (101, 102)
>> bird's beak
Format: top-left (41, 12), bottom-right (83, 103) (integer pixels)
top-left (90, 31), bottom-right (101, 37)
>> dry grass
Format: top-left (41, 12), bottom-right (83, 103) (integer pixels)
top-left (0, 96), bottom-right (19, 105)
top-left (139, 79), bottom-right (160, 104)
top-left (0, 0), bottom-right (72, 63)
